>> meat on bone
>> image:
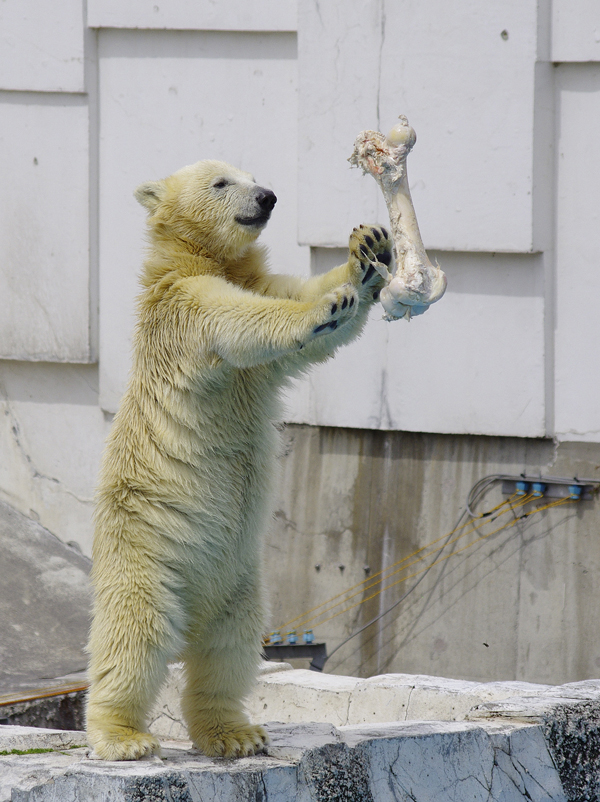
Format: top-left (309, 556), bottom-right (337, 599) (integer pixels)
top-left (349, 116), bottom-right (447, 321)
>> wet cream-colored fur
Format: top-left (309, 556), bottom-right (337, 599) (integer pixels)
top-left (86, 160), bottom-right (392, 760)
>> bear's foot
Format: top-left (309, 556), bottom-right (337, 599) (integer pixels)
top-left (88, 725), bottom-right (161, 761)
top-left (191, 719), bottom-right (269, 758)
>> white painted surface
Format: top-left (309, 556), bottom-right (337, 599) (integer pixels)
top-left (554, 65), bottom-right (600, 442)
top-left (97, 29), bottom-right (307, 412)
top-left (0, 0), bottom-right (85, 92)
top-left (88, 0), bottom-right (297, 31)
top-left (284, 250), bottom-right (546, 437)
top-left (299, 0), bottom-right (545, 253)
top-left (0, 97), bottom-right (91, 362)
top-left (553, 0), bottom-right (600, 62)
top-left (297, 0), bottom-right (385, 248)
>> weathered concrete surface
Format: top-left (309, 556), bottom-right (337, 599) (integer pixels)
top-left (267, 426), bottom-right (600, 685)
top-left (0, 501), bottom-right (91, 693)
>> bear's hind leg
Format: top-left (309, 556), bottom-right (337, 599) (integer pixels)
top-left (86, 593), bottom-right (178, 760)
top-left (181, 618), bottom-right (267, 758)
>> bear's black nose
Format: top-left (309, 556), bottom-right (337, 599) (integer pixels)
top-left (256, 188), bottom-right (277, 212)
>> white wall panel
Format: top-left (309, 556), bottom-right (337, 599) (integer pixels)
top-left (298, 0), bottom-right (546, 253)
top-left (88, 0), bottom-right (296, 31)
top-left (284, 251), bottom-right (546, 438)
top-left (0, 0), bottom-right (84, 92)
top-left (98, 30), bottom-right (307, 412)
top-left (554, 65), bottom-right (600, 442)
top-left (0, 96), bottom-right (91, 362)
top-left (553, 0), bottom-right (600, 63)
top-left (297, 1), bottom-right (384, 248)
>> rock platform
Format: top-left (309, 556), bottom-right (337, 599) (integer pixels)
top-left (3, 665), bottom-right (600, 800)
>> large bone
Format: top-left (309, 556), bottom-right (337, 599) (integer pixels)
top-left (349, 116), bottom-right (447, 321)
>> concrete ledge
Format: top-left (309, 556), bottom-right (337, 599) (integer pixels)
top-left (149, 663), bottom-right (559, 738)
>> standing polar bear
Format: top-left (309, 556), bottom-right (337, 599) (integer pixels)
top-left (86, 159), bottom-right (392, 760)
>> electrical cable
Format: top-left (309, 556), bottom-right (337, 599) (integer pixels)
top-left (308, 495), bottom-right (573, 670)
top-left (308, 506), bottom-right (469, 670)
top-left (273, 492), bottom-right (519, 637)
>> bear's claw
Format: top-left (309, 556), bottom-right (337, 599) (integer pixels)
top-left (193, 722), bottom-right (269, 759)
top-left (348, 224), bottom-right (394, 290)
top-left (88, 727), bottom-right (161, 761)
top-left (309, 283), bottom-right (358, 340)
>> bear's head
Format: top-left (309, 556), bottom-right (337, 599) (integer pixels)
top-left (135, 160), bottom-right (277, 260)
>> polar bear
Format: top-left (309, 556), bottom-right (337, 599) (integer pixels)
top-left (85, 159), bottom-right (392, 760)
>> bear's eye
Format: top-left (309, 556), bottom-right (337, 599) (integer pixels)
top-left (212, 179), bottom-right (229, 189)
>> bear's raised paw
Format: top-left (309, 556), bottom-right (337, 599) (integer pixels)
top-left (348, 223), bottom-right (393, 290)
top-left (308, 283), bottom-right (358, 342)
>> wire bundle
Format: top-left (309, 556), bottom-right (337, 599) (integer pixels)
top-left (269, 480), bottom-right (576, 667)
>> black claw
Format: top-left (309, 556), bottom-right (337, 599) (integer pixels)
top-left (314, 323), bottom-right (329, 333)
top-left (331, 302), bottom-right (337, 315)
top-left (372, 228), bottom-right (381, 241)
top-left (381, 227), bottom-right (389, 239)
top-left (349, 296), bottom-right (355, 307)
top-left (359, 260), bottom-right (367, 272)
top-left (329, 320), bottom-right (338, 330)
top-left (342, 297), bottom-right (348, 310)
top-left (365, 235), bottom-right (374, 248)
top-left (373, 290), bottom-right (380, 301)
top-left (362, 265), bottom-right (376, 284)
top-left (377, 251), bottom-right (392, 266)
top-left (360, 244), bottom-right (369, 258)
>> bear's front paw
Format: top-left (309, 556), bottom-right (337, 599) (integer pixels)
top-left (307, 284), bottom-right (358, 343)
top-left (348, 224), bottom-right (393, 293)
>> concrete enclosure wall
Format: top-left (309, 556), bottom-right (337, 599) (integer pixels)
top-left (1, 1), bottom-right (600, 685)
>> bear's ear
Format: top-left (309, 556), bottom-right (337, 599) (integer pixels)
top-left (134, 180), bottom-right (166, 212)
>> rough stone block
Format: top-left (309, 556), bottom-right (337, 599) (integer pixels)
top-left (245, 668), bottom-right (361, 728)
top-left (0, 725), bottom-right (87, 752)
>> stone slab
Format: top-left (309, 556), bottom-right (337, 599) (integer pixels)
top-left (0, 725), bottom-right (87, 752)
top-left (150, 663), bottom-right (600, 744)
top-left (0, 719), bottom-right (573, 801)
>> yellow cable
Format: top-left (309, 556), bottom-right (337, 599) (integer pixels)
top-left (275, 493), bottom-right (524, 635)
top-left (310, 496), bottom-right (574, 630)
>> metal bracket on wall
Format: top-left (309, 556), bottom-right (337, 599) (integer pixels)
top-left (501, 474), bottom-right (600, 501)
top-left (262, 642), bottom-right (327, 671)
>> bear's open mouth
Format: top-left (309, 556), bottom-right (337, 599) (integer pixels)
top-left (235, 212), bottom-right (271, 227)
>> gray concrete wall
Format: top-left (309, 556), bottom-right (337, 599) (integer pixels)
top-left (267, 425), bottom-right (600, 686)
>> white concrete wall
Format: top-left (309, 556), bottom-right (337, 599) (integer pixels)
top-left (1, 2), bottom-right (600, 546)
